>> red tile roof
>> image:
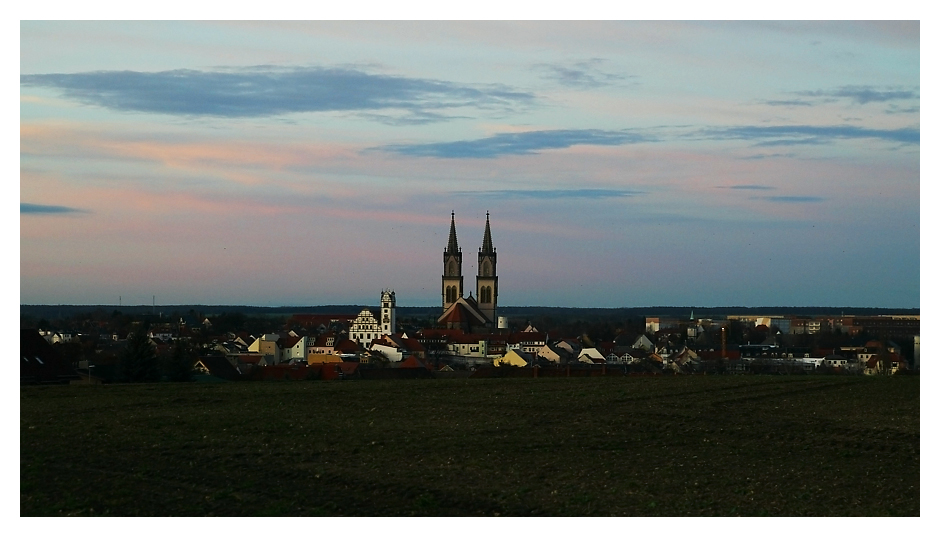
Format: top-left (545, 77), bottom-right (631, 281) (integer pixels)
top-left (399, 356), bottom-right (432, 370)
top-left (440, 305), bottom-right (470, 323)
top-left (335, 339), bottom-right (360, 353)
top-left (278, 336), bottom-right (303, 349)
top-left (450, 333), bottom-right (485, 344)
top-left (399, 338), bottom-right (426, 353)
top-left (418, 328), bottom-right (464, 339)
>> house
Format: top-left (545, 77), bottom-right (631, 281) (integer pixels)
top-left (864, 353), bottom-right (904, 375)
top-left (398, 355), bottom-right (433, 370)
top-left (507, 332), bottom-right (548, 356)
top-left (233, 333), bottom-right (255, 348)
top-left (595, 341), bottom-right (616, 357)
top-left (536, 343), bottom-right (571, 364)
top-left (334, 339), bottom-right (362, 361)
top-left (494, 349), bottom-right (529, 367)
top-left (349, 309), bottom-right (382, 346)
top-left (348, 290), bottom-right (398, 344)
top-left (482, 334), bottom-right (508, 357)
top-left (823, 354), bottom-right (849, 369)
top-left (307, 333), bottom-right (339, 358)
top-left (370, 333), bottom-right (428, 363)
top-left (235, 354), bottom-right (263, 374)
top-left (277, 335), bottom-right (306, 363)
top-left (49, 331), bottom-right (76, 344)
top-left (21, 329), bottom-right (80, 385)
top-left (370, 341), bottom-right (405, 363)
top-left (555, 338), bottom-right (582, 356)
top-left (630, 334), bottom-right (655, 352)
top-left (577, 347), bottom-right (606, 364)
top-left (249, 334), bottom-right (280, 363)
top-left (194, 356), bottom-right (241, 381)
top-left (309, 353), bottom-right (344, 365)
top-left (446, 333), bottom-right (487, 358)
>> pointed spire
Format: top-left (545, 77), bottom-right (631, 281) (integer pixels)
top-left (446, 211), bottom-right (459, 254)
top-left (481, 211), bottom-right (494, 253)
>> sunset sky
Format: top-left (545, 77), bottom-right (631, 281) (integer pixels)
top-left (19, 21), bottom-right (920, 308)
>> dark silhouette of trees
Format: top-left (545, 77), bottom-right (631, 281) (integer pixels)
top-left (211, 312), bottom-right (247, 334)
top-left (876, 340), bottom-right (894, 376)
top-left (119, 325), bottom-right (160, 383)
top-left (164, 338), bottom-right (197, 382)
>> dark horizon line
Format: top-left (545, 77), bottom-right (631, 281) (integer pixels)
top-left (21, 303), bottom-right (919, 312)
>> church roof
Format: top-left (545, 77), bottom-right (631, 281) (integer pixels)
top-left (437, 295), bottom-right (490, 326)
top-left (446, 211), bottom-right (459, 254)
top-left (440, 304), bottom-right (470, 324)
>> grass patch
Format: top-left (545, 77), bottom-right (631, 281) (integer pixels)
top-left (21, 376), bottom-right (919, 516)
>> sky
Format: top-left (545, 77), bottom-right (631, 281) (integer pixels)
top-left (18, 20), bottom-right (921, 309)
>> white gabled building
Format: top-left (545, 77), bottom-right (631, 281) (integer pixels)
top-left (578, 347), bottom-right (606, 364)
top-left (349, 290), bottom-right (397, 346)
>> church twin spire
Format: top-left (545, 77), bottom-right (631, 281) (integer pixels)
top-left (446, 211), bottom-right (493, 254)
top-left (442, 212), bottom-right (497, 326)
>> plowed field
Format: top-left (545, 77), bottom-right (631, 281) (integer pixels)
top-left (21, 375), bottom-right (919, 516)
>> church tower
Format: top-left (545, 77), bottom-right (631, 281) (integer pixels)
top-left (381, 289), bottom-right (396, 335)
top-left (442, 212), bottom-right (463, 312)
top-left (476, 212), bottom-right (498, 324)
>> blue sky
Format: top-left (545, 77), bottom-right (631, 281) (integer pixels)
top-left (19, 20), bottom-right (921, 308)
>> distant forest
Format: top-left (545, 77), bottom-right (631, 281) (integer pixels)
top-left (21, 303), bottom-right (919, 323)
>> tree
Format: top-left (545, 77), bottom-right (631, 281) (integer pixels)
top-left (119, 326), bottom-right (161, 382)
top-left (876, 340), bottom-right (894, 376)
top-left (164, 338), bottom-right (197, 382)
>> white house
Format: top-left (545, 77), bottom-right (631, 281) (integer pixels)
top-left (277, 336), bottom-right (307, 363)
top-left (578, 347), bottom-right (606, 364)
top-left (349, 290), bottom-right (397, 345)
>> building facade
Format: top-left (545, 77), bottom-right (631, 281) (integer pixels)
top-left (349, 289), bottom-right (397, 346)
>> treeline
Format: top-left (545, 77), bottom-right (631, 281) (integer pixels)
top-left (22, 303), bottom-right (919, 321)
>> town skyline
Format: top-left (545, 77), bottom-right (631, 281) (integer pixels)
top-left (20, 21), bottom-right (920, 309)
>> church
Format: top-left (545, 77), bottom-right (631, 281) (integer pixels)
top-left (437, 212), bottom-right (498, 333)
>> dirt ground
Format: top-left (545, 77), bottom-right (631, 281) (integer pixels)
top-left (21, 375), bottom-right (919, 516)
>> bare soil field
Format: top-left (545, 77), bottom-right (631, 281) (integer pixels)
top-left (21, 375), bottom-right (918, 516)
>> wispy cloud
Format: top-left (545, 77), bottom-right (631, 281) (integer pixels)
top-left (793, 85), bottom-right (919, 105)
top-left (21, 203), bottom-right (87, 215)
top-left (378, 129), bottom-right (655, 158)
top-left (763, 99), bottom-right (814, 107)
top-left (534, 59), bottom-right (632, 89)
top-left (700, 125), bottom-right (919, 146)
top-left (885, 104), bottom-right (920, 115)
top-left (20, 66), bottom-right (536, 122)
top-left (754, 196), bottom-right (826, 203)
top-left (719, 185), bottom-right (777, 190)
top-left (739, 153), bottom-right (797, 160)
top-left (456, 188), bottom-right (644, 200)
